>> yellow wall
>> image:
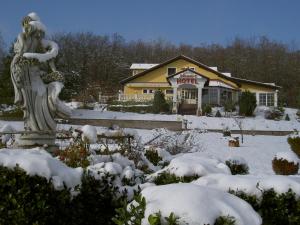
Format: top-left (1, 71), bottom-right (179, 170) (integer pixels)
top-left (124, 58), bottom-right (275, 95)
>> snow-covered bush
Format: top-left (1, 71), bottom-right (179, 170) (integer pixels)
top-left (230, 189), bottom-right (300, 225)
top-left (287, 134), bottom-right (300, 158)
top-left (144, 147), bottom-right (163, 166)
top-left (153, 171), bottom-right (199, 185)
top-left (225, 157), bottom-right (249, 175)
top-left (55, 139), bottom-right (91, 168)
top-left (264, 108), bottom-right (283, 120)
top-left (223, 127), bottom-right (231, 137)
top-left (272, 152), bottom-right (299, 175)
top-left (114, 184), bottom-right (262, 225)
top-left (0, 148), bottom-right (124, 225)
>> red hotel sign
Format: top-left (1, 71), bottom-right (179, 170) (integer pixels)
top-left (176, 74), bottom-right (198, 85)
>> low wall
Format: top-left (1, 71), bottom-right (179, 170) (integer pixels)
top-left (68, 118), bottom-right (183, 131)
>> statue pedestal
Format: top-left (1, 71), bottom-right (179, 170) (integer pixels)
top-left (15, 132), bottom-right (58, 154)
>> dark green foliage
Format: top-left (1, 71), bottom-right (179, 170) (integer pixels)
top-left (231, 189), bottom-right (300, 225)
top-left (223, 128), bottom-right (231, 137)
top-left (0, 54), bottom-right (14, 105)
top-left (224, 100), bottom-right (236, 112)
top-left (153, 172), bottom-right (199, 185)
top-left (225, 160), bottom-right (249, 175)
top-left (285, 114), bottom-right (290, 121)
top-left (239, 91), bottom-right (257, 116)
top-left (113, 194), bottom-right (146, 225)
top-left (287, 136), bottom-right (300, 158)
top-left (69, 173), bottom-right (119, 225)
top-left (202, 104), bottom-right (212, 115)
top-left (0, 106), bottom-right (23, 119)
top-left (145, 149), bottom-right (162, 166)
top-left (215, 110), bottom-right (222, 117)
top-left (108, 105), bottom-right (153, 113)
top-left (0, 165), bottom-right (71, 225)
top-left (0, 165), bottom-right (120, 225)
top-left (152, 90), bottom-right (170, 114)
top-left (272, 158), bottom-right (299, 175)
top-left (214, 215), bottom-right (236, 225)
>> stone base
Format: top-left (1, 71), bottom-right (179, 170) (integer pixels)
top-left (15, 133), bottom-right (59, 154)
top-left (196, 108), bottom-right (202, 116)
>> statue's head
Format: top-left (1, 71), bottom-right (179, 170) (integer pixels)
top-left (22, 12), bottom-right (45, 39)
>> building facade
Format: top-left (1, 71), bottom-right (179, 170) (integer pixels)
top-left (120, 55), bottom-right (280, 115)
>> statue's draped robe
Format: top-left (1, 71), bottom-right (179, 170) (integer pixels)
top-left (11, 34), bottom-right (68, 132)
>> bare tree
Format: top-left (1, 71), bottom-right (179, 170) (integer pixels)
top-left (234, 117), bottom-right (244, 143)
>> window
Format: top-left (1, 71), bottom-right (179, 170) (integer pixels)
top-left (259, 93), bottom-right (274, 106)
top-left (143, 89), bottom-right (154, 94)
top-left (166, 89), bottom-right (174, 95)
top-left (167, 67), bottom-right (176, 76)
top-left (143, 89), bottom-right (147, 94)
top-left (149, 89), bottom-right (153, 94)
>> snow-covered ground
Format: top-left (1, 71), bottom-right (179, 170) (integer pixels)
top-left (71, 107), bottom-right (300, 131)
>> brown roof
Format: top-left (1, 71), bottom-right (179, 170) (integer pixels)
top-left (120, 55), bottom-right (280, 90)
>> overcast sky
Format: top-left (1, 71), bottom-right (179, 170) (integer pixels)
top-left (1, 0), bottom-right (300, 47)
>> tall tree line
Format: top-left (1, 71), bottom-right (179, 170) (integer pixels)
top-left (0, 31), bottom-right (300, 106)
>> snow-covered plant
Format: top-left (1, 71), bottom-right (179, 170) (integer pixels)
top-left (287, 135), bottom-right (300, 158)
top-left (272, 152), bottom-right (299, 175)
top-left (225, 157), bottom-right (249, 175)
top-left (223, 127), bottom-right (231, 137)
top-left (153, 172), bottom-right (199, 185)
top-left (144, 147), bottom-right (163, 166)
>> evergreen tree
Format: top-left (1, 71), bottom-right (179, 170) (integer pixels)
top-left (152, 90), bottom-right (169, 114)
top-left (0, 50), bottom-right (14, 105)
top-left (239, 91), bottom-right (257, 116)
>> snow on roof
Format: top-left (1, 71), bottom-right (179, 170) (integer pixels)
top-left (209, 66), bottom-right (218, 71)
top-left (264, 83), bottom-right (275, 86)
top-left (222, 72), bottom-right (231, 77)
top-left (130, 63), bottom-right (159, 70)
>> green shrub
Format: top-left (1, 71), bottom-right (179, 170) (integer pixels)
top-left (215, 110), bottom-right (222, 117)
top-left (0, 165), bottom-right (71, 225)
top-left (231, 189), bottom-right (300, 225)
top-left (285, 114), bottom-right (290, 121)
top-left (108, 105), bottom-right (152, 113)
top-left (55, 140), bottom-right (91, 168)
top-left (145, 148), bottom-right (162, 166)
top-left (239, 91), bottom-right (256, 116)
top-left (287, 136), bottom-right (300, 158)
top-left (224, 100), bottom-right (236, 112)
top-left (153, 172), bottom-right (199, 185)
top-left (0, 106), bottom-right (23, 119)
top-left (225, 160), bottom-right (249, 175)
top-left (214, 215), bottom-right (236, 225)
top-left (202, 104), bottom-right (212, 115)
top-left (152, 90), bottom-right (170, 114)
top-left (0, 165), bottom-right (121, 225)
top-left (272, 158), bottom-right (299, 175)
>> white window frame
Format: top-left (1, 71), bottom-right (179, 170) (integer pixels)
top-left (259, 93), bottom-right (274, 106)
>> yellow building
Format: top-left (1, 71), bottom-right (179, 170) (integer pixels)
top-left (120, 55), bottom-right (280, 115)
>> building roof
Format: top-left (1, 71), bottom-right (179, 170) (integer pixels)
top-left (121, 55), bottom-right (280, 90)
top-left (130, 63), bottom-right (159, 70)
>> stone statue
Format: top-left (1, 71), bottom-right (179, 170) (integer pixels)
top-left (11, 12), bottom-right (71, 148)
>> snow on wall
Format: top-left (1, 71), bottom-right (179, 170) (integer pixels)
top-left (140, 183), bottom-right (261, 225)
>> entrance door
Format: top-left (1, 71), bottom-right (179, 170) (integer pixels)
top-left (180, 88), bottom-right (198, 104)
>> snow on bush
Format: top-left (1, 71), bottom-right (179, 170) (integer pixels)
top-left (150, 153), bottom-right (231, 180)
top-left (139, 183), bottom-right (261, 225)
top-left (88, 153), bottom-right (152, 199)
top-left (274, 151), bottom-right (299, 164)
top-left (81, 125), bottom-right (97, 144)
top-left (0, 148), bottom-right (83, 190)
top-left (0, 124), bottom-right (16, 144)
top-left (193, 173), bottom-right (300, 197)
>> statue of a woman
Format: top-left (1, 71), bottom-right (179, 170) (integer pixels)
top-left (11, 13), bottom-right (70, 147)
